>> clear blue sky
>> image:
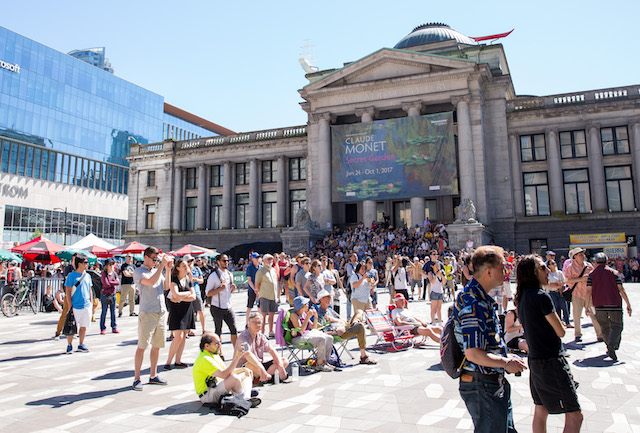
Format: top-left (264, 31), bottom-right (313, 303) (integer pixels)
top-left (4, 1), bottom-right (639, 134)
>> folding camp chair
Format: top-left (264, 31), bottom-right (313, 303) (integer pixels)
top-left (275, 307), bottom-right (318, 368)
top-left (333, 334), bottom-right (355, 360)
top-left (365, 308), bottom-right (414, 351)
top-left (387, 304), bottom-right (426, 347)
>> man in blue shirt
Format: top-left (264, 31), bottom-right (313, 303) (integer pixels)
top-left (245, 253), bottom-right (262, 326)
top-left (64, 254), bottom-right (93, 354)
top-left (453, 246), bottom-right (527, 433)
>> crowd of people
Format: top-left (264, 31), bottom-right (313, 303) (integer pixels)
top-left (4, 220), bottom-right (637, 429)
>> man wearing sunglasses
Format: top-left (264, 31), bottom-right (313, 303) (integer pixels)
top-left (132, 246), bottom-right (172, 391)
top-left (206, 254), bottom-right (238, 348)
top-left (63, 254), bottom-right (93, 354)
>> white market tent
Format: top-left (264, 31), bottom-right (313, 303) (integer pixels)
top-left (68, 233), bottom-right (117, 250)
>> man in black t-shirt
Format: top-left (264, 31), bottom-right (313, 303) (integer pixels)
top-left (517, 255), bottom-right (583, 433)
top-left (118, 254), bottom-right (137, 317)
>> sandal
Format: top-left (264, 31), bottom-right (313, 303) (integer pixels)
top-left (360, 356), bottom-right (377, 365)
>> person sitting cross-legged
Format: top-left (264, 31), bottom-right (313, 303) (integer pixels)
top-left (235, 312), bottom-right (289, 384)
top-left (390, 293), bottom-right (442, 343)
top-left (315, 290), bottom-right (377, 365)
top-left (193, 332), bottom-right (258, 406)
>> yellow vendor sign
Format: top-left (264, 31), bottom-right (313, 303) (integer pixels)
top-left (569, 233), bottom-right (628, 258)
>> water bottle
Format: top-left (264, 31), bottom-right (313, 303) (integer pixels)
top-left (292, 362), bottom-right (299, 382)
top-left (274, 369), bottom-right (280, 385)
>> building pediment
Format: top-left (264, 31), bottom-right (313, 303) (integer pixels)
top-left (302, 48), bottom-right (477, 94)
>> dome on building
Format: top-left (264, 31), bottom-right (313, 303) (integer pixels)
top-left (394, 23), bottom-right (475, 49)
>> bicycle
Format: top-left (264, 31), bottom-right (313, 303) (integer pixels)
top-left (2, 279), bottom-right (38, 317)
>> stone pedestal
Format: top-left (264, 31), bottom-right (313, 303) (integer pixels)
top-left (447, 222), bottom-right (494, 251)
top-left (280, 229), bottom-right (326, 256)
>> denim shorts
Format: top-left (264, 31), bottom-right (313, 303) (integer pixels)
top-left (429, 291), bottom-right (444, 301)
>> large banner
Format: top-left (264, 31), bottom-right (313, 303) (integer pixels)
top-left (331, 112), bottom-right (458, 202)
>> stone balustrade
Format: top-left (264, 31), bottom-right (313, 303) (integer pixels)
top-left (508, 85), bottom-right (639, 112)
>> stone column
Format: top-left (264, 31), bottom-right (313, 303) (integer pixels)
top-left (172, 167), bottom-right (183, 231)
top-left (356, 107), bottom-right (377, 226)
top-left (453, 96), bottom-right (476, 205)
top-left (222, 161), bottom-right (232, 229)
top-left (276, 156), bottom-right (287, 227)
top-left (631, 122), bottom-right (640, 208)
top-left (402, 101), bottom-right (422, 118)
top-left (403, 102), bottom-right (425, 226)
top-left (587, 124), bottom-right (606, 211)
top-left (316, 112), bottom-right (332, 229)
top-left (248, 158), bottom-right (259, 228)
top-left (197, 164), bottom-right (207, 229)
top-left (509, 134), bottom-right (524, 216)
top-left (546, 129), bottom-right (564, 213)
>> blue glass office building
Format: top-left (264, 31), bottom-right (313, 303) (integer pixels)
top-left (0, 26), bottom-right (231, 246)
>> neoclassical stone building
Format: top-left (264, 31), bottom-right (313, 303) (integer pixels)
top-left (127, 23), bottom-right (640, 257)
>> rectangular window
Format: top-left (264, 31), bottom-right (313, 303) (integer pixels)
top-left (289, 157), bottom-right (307, 181)
top-left (520, 134), bottom-right (546, 162)
top-left (559, 130), bottom-right (587, 159)
top-left (145, 204), bottom-right (156, 229)
top-left (262, 191), bottom-right (277, 228)
top-left (48, 151), bottom-right (56, 182)
top-left (25, 146), bottom-right (34, 178)
top-left (290, 189), bottom-right (307, 224)
top-left (9, 142), bottom-right (18, 175)
top-left (523, 172), bottom-right (550, 216)
top-left (601, 126), bottom-right (630, 155)
top-left (56, 153), bottom-right (63, 183)
top-left (17, 144), bottom-right (26, 176)
top-left (1, 140), bottom-right (10, 173)
top-left (563, 169), bottom-right (592, 214)
top-left (210, 195), bottom-right (223, 230)
top-left (106, 164), bottom-right (112, 191)
top-left (185, 197), bottom-right (197, 231)
top-left (262, 160), bottom-right (277, 183)
top-left (147, 170), bottom-right (156, 187)
top-left (33, 148), bottom-right (41, 179)
top-left (93, 160), bottom-right (100, 189)
top-left (235, 193), bottom-right (249, 228)
top-left (605, 166), bottom-right (635, 212)
top-left (529, 239), bottom-right (548, 256)
top-left (88, 160), bottom-right (94, 188)
top-left (41, 150), bottom-right (49, 180)
top-left (112, 166), bottom-right (119, 192)
top-left (186, 167), bottom-right (198, 189)
top-left (236, 163), bottom-right (249, 185)
top-left (210, 165), bottom-right (223, 187)
top-left (123, 169), bottom-right (128, 195)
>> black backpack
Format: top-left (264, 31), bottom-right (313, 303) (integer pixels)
top-left (440, 309), bottom-right (466, 379)
top-left (208, 394), bottom-right (252, 418)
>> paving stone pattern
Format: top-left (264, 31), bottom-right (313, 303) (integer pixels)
top-left (1, 284), bottom-right (639, 432)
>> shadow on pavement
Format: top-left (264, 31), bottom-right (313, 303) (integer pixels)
top-left (153, 401), bottom-right (210, 416)
top-left (573, 354), bottom-right (620, 368)
top-left (0, 338), bottom-right (53, 346)
top-left (92, 368), bottom-right (150, 380)
top-left (0, 352), bottom-right (66, 363)
top-left (427, 362), bottom-right (444, 372)
top-left (26, 386), bottom-right (132, 408)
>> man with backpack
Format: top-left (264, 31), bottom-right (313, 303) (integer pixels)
top-left (206, 254), bottom-right (238, 348)
top-left (453, 246), bottom-right (527, 433)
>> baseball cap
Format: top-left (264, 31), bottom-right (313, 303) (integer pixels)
top-left (317, 289), bottom-right (331, 300)
top-left (393, 293), bottom-right (407, 304)
top-left (545, 251), bottom-right (556, 256)
top-left (183, 254), bottom-right (194, 262)
top-left (251, 252), bottom-right (260, 259)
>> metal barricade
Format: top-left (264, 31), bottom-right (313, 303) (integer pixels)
top-left (29, 277), bottom-right (65, 313)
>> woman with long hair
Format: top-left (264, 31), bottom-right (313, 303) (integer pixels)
top-left (164, 258), bottom-right (196, 370)
top-left (303, 259), bottom-right (323, 305)
top-left (515, 255), bottom-right (582, 433)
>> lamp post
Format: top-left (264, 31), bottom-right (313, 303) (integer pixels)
top-left (54, 207), bottom-right (68, 246)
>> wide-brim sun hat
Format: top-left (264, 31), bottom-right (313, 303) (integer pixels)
top-left (293, 296), bottom-right (310, 311)
top-left (569, 247), bottom-right (586, 258)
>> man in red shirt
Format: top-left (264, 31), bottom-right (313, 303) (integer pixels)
top-left (586, 253), bottom-right (632, 361)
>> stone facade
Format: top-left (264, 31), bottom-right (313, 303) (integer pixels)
top-left (127, 30), bottom-right (640, 257)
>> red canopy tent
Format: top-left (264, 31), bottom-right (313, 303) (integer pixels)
top-left (12, 236), bottom-right (64, 263)
top-left (82, 245), bottom-right (113, 258)
top-left (170, 244), bottom-right (216, 256)
top-left (110, 241), bottom-right (149, 255)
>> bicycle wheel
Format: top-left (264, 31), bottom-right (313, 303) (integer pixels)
top-left (2, 293), bottom-right (16, 317)
top-left (29, 289), bottom-right (38, 314)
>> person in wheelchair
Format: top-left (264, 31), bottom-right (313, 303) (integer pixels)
top-left (315, 290), bottom-right (377, 365)
top-left (390, 293), bottom-right (441, 343)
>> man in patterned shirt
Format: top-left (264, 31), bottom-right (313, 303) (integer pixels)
top-left (453, 246), bottom-right (527, 433)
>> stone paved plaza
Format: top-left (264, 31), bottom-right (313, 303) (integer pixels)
top-left (1, 284), bottom-right (639, 433)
